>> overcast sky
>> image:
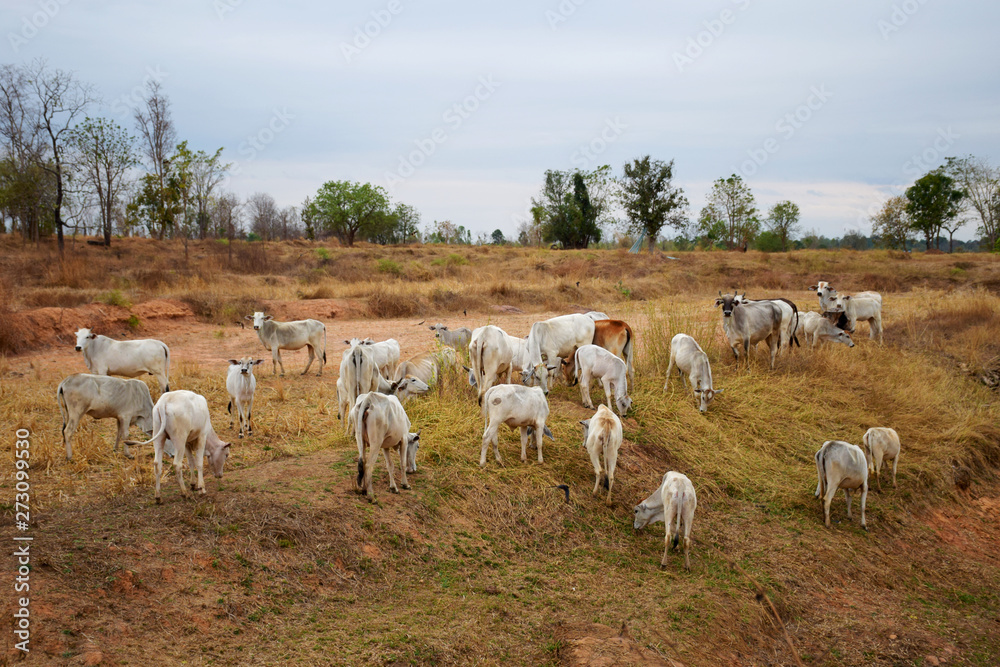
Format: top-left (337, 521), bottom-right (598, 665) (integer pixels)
top-left (4, 0), bottom-right (997, 240)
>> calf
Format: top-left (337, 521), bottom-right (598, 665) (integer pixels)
top-left (57, 374), bottom-right (154, 460)
top-left (468, 325), bottom-right (513, 404)
top-left (522, 313), bottom-right (596, 393)
top-left (796, 312), bottom-right (855, 348)
top-left (862, 427), bottom-right (901, 490)
top-left (834, 294), bottom-right (883, 343)
top-left (715, 293), bottom-right (783, 369)
top-left (359, 338), bottom-right (401, 379)
top-left (633, 471), bottom-right (697, 570)
top-left (814, 440), bottom-right (868, 529)
top-left (249, 312), bottom-right (327, 376)
top-left (564, 319), bottom-right (634, 384)
top-left (226, 358), bottom-right (262, 438)
top-left (125, 390), bottom-right (231, 504)
top-left (480, 384), bottom-right (553, 466)
top-left (428, 324), bottom-right (473, 354)
top-left (579, 404), bottom-right (623, 505)
top-left (353, 392), bottom-right (419, 500)
top-left (663, 334), bottom-right (722, 413)
top-left (74, 328), bottom-right (171, 393)
top-left (808, 281), bottom-right (839, 313)
top-left (732, 294), bottom-right (800, 351)
top-left (571, 344), bottom-right (632, 415)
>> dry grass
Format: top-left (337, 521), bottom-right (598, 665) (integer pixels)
top-left (2, 237), bottom-right (1000, 665)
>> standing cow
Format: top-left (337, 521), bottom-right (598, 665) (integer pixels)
top-left (579, 404), bottom-right (623, 505)
top-left (663, 334), bottom-right (722, 413)
top-left (814, 440), bottom-right (868, 529)
top-left (74, 328), bottom-right (171, 393)
top-left (714, 293), bottom-right (783, 369)
top-left (57, 374), bottom-right (154, 460)
top-left (634, 471), bottom-right (697, 571)
top-left (226, 358), bottom-right (262, 438)
top-left (522, 314), bottom-right (596, 394)
top-left (248, 312), bottom-right (326, 376)
top-left (862, 427), bottom-right (901, 490)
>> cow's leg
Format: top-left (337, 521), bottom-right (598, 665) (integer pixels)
top-left (519, 427), bottom-right (528, 463)
top-left (302, 345), bottom-right (315, 375)
top-left (823, 485), bottom-right (836, 527)
top-left (271, 348), bottom-right (279, 376)
top-left (663, 354), bottom-right (674, 390)
top-left (173, 439), bottom-right (189, 499)
top-left (114, 417), bottom-right (128, 456)
top-left (601, 378), bottom-right (614, 411)
top-left (580, 370), bottom-right (594, 409)
top-left (859, 481), bottom-right (868, 529)
top-left (875, 312), bottom-right (883, 344)
top-left (481, 419), bottom-right (499, 466)
top-left (661, 505), bottom-right (674, 567)
top-left (589, 445), bottom-right (602, 496)
top-left (891, 454), bottom-right (898, 488)
top-left (382, 448), bottom-right (398, 494)
top-left (365, 438), bottom-right (381, 500)
top-left (274, 348), bottom-right (285, 376)
top-left (399, 444), bottom-right (410, 490)
top-left (63, 414), bottom-right (79, 461)
top-left (845, 488), bottom-right (853, 519)
top-left (768, 337), bottom-right (778, 370)
top-left (605, 446), bottom-right (618, 507)
top-left (247, 395), bottom-right (254, 436)
top-left (535, 422), bottom-right (544, 463)
top-left (874, 451), bottom-right (883, 491)
top-left (682, 508), bottom-right (694, 571)
top-left (153, 441), bottom-right (163, 504)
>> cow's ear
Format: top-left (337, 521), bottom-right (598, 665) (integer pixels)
top-left (843, 295), bottom-right (851, 301)
top-left (714, 388), bottom-right (724, 395)
top-left (264, 315), bottom-right (273, 321)
top-left (253, 359), bottom-right (263, 365)
top-left (389, 380), bottom-right (401, 393)
top-left (244, 315), bottom-right (253, 320)
top-left (88, 333), bottom-right (97, 339)
top-left (228, 359), bottom-right (239, 365)
top-left (809, 285), bottom-right (817, 291)
top-left (441, 326), bottom-right (448, 331)
top-left (343, 340), bottom-right (351, 345)
top-left (224, 442), bottom-right (232, 449)
top-left (714, 299), bottom-right (723, 307)
top-left (693, 389), bottom-right (702, 394)
top-left (427, 326), bottom-right (435, 331)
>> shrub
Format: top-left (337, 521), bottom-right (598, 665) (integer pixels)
top-left (99, 290), bottom-right (131, 308)
top-left (376, 259), bottom-right (403, 276)
top-left (367, 285), bottom-right (421, 318)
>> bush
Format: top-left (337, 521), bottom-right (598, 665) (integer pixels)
top-left (367, 285), bottom-right (421, 318)
top-left (376, 259), bottom-right (403, 276)
top-left (99, 290), bottom-right (131, 308)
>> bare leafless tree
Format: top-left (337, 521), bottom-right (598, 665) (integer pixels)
top-left (66, 117), bottom-right (137, 246)
top-left (247, 191), bottom-right (279, 240)
top-left (0, 64), bottom-right (49, 242)
top-left (133, 80), bottom-right (176, 240)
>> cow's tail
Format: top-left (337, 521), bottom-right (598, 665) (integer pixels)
top-left (322, 325), bottom-right (327, 364)
top-left (479, 340), bottom-right (486, 380)
top-left (124, 419), bottom-right (167, 448)
top-left (573, 347), bottom-right (582, 384)
top-left (352, 347), bottom-right (363, 397)
top-left (789, 303), bottom-right (800, 348)
top-left (56, 383), bottom-right (68, 437)
top-left (598, 430), bottom-right (610, 490)
top-left (163, 344), bottom-right (171, 392)
top-left (623, 325), bottom-right (635, 381)
top-left (816, 446), bottom-right (827, 498)
top-left (672, 490), bottom-right (684, 549)
top-left (354, 393), bottom-right (373, 487)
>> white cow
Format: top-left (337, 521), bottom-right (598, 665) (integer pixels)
top-left (226, 358), bottom-right (262, 438)
top-left (337, 341), bottom-right (381, 431)
top-left (358, 338), bottom-right (400, 379)
top-left (731, 294), bottom-right (801, 351)
top-left (393, 348), bottom-right (457, 386)
top-left (862, 427), bottom-right (901, 490)
top-left (571, 344), bottom-right (632, 416)
top-left (522, 314), bottom-right (596, 393)
top-left (585, 311), bottom-right (611, 321)
top-left (428, 324), bottom-right (473, 353)
top-left (814, 440), bottom-right (868, 529)
top-left (480, 384), bottom-right (553, 467)
top-left (248, 312), bottom-right (326, 376)
top-left (468, 325), bottom-right (513, 404)
top-left (57, 374), bottom-right (154, 460)
top-left (795, 312), bottom-right (855, 348)
top-left (714, 293), bottom-right (783, 369)
top-left (834, 294), bottom-right (884, 343)
top-left (809, 281), bottom-right (840, 313)
top-left (353, 392), bottom-right (419, 500)
top-left (74, 328), bottom-right (171, 393)
top-left (579, 404), bottom-right (623, 505)
top-left (125, 390), bottom-right (231, 504)
top-left (633, 471), bottom-right (697, 571)
top-left (663, 334), bottom-right (722, 413)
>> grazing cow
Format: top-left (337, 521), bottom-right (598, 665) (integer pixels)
top-left (74, 328), bottom-right (171, 393)
top-left (358, 338), bottom-right (401, 379)
top-left (226, 358), bottom-right (262, 438)
top-left (383, 376), bottom-right (431, 403)
top-left (353, 392), bottom-right (419, 499)
top-left (468, 325), bottom-right (513, 404)
top-left (428, 324), bottom-right (473, 354)
top-left (714, 293), bottom-right (783, 369)
top-left (814, 440), bottom-right (868, 529)
top-left (663, 334), bottom-right (722, 413)
top-left (571, 344), bottom-right (632, 415)
top-left (833, 294), bottom-right (883, 343)
top-left (393, 348), bottom-right (457, 387)
top-left (337, 341), bottom-right (381, 430)
top-left (862, 427), bottom-right (901, 490)
top-left (522, 314), bottom-right (596, 393)
top-left (732, 294), bottom-right (800, 351)
top-left (480, 384), bottom-right (553, 466)
top-left (124, 390), bottom-right (231, 504)
top-left (562, 319), bottom-right (635, 385)
top-left (795, 312), bottom-right (855, 348)
top-left (579, 404), bottom-right (623, 505)
top-left (633, 471), bottom-right (697, 571)
top-left (248, 312), bottom-right (326, 376)
top-left (57, 374), bottom-right (154, 460)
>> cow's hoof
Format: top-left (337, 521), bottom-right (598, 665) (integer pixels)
top-left (155, 497), bottom-right (163, 505)
top-left (659, 562), bottom-right (668, 570)
top-left (389, 487), bottom-right (399, 494)
top-left (239, 433), bottom-right (244, 439)
top-left (401, 484), bottom-right (411, 490)
top-left (124, 453), bottom-right (135, 460)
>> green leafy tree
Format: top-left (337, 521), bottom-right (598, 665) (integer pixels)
top-left (765, 200), bottom-right (800, 251)
top-left (491, 229), bottom-right (506, 245)
top-left (905, 169), bottom-right (963, 251)
top-left (302, 180), bottom-right (392, 247)
top-left (870, 195), bottom-right (911, 250)
top-left (618, 156), bottom-right (689, 251)
top-left (133, 80), bottom-right (176, 240)
top-left (532, 169), bottom-right (603, 248)
top-left (698, 175), bottom-right (759, 250)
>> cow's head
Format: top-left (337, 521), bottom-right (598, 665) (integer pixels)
top-left (392, 376), bottom-right (431, 401)
top-left (693, 387), bottom-right (723, 413)
top-left (248, 312), bottom-right (271, 330)
top-left (405, 430), bottom-right (421, 473)
top-left (560, 355), bottom-right (578, 386)
top-left (521, 363), bottom-right (556, 394)
top-left (133, 404), bottom-right (154, 436)
top-left (208, 442), bottom-right (231, 478)
top-left (578, 418), bottom-right (591, 448)
top-left (715, 293), bottom-right (740, 318)
top-left (74, 328), bottom-right (95, 351)
top-left (615, 393), bottom-right (633, 416)
top-left (633, 489), bottom-right (664, 530)
top-left (428, 324), bottom-right (446, 338)
top-left (229, 357), bottom-right (262, 375)
top-left (829, 329), bottom-right (855, 348)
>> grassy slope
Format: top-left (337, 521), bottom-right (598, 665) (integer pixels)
top-left (2, 240), bottom-right (1000, 665)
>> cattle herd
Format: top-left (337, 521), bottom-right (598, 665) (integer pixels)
top-left (55, 279), bottom-right (898, 570)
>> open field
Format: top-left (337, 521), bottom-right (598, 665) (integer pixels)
top-left (2, 238), bottom-right (1000, 665)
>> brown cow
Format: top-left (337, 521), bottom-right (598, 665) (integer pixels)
top-left (561, 319), bottom-right (634, 384)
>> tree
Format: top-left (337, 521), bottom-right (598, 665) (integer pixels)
top-left (302, 180), bottom-right (392, 247)
top-left (905, 169), bottom-right (963, 251)
top-left (618, 156), bottom-right (689, 251)
top-left (133, 80), bottom-right (176, 240)
top-left (870, 195), bottom-right (910, 250)
top-left (491, 229), bottom-right (506, 245)
top-left (188, 146), bottom-right (228, 239)
top-left (66, 117), bottom-right (137, 247)
top-left (698, 175), bottom-right (759, 250)
top-left (765, 200), bottom-right (800, 251)
top-left (945, 155), bottom-right (999, 250)
top-left (25, 60), bottom-right (97, 254)
top-left (0, 64), bottom-right (51, 242)
top-left (247, 192), bottom-right (279, 241)
top-left (531, 169), bottom-right (603, 248)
